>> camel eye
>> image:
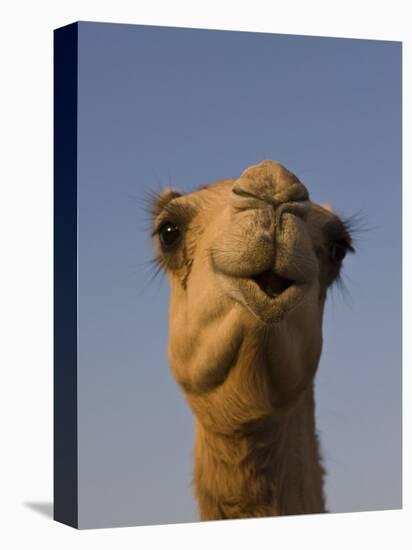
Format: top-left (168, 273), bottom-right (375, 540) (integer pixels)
top-left (330, 240), bottom-right (348, 263)
top-left (158, 222), bottom-right (181, 250)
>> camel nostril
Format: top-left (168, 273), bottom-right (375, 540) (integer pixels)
top-left (231, 186), bottom-right (271, 211)
top-left (232, 186), bottom-right (264, 203)
top-left (232, 186), bottom-right (257, 199)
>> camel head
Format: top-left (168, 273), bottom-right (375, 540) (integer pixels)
top-left (151, 160), bottom-right (354, 424)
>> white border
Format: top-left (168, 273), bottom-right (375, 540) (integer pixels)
top-left (0, 1), bottom-right (409, 548)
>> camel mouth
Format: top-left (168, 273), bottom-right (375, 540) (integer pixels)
top-left (251, 270), bottom-right (294, 298)
top-left (216, 268), bottom-right (307, 324)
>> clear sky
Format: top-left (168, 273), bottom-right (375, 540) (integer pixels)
top-left (76, 21), bottom-right (401, 528)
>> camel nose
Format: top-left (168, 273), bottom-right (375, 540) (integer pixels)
top-left (232, 160), bottom-right (309, 209)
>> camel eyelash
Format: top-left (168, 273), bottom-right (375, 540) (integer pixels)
top-left (152, 203), bottom-right (198, 239)
top-left (151, 219), bottom-right (179, 238)
top-left (324, 216), bottom-right (356, 255)
top-left (152, 210), bottom-right (184, 237)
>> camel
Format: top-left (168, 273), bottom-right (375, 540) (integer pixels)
top-left (150, 160), bottom-right (354, 521)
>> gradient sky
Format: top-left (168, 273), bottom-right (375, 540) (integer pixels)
top-left (76, 22), bottom-right (401, 528)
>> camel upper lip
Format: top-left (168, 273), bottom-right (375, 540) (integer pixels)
top-left (251, 269), bottom-right (294, 298)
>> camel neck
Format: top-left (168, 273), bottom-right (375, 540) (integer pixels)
top-left (192, 386), bottom-right (326, 520)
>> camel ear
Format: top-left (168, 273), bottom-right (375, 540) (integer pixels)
top-left (151, 188), bottom-right (182, 218)
top-left (321, 203), bottom-right (336, 214)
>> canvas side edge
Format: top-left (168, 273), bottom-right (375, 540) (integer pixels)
top-left (53, 22), bottom-right (79, 529)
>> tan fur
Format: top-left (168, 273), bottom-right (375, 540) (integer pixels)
top-left (150, 160), bottom-right (353, 521)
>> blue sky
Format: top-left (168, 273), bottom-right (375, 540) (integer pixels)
top-left (76, 22), bottom-right (401, 527)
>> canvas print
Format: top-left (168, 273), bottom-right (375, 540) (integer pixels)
top-left (54, 22), bottom-right (402, 529)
